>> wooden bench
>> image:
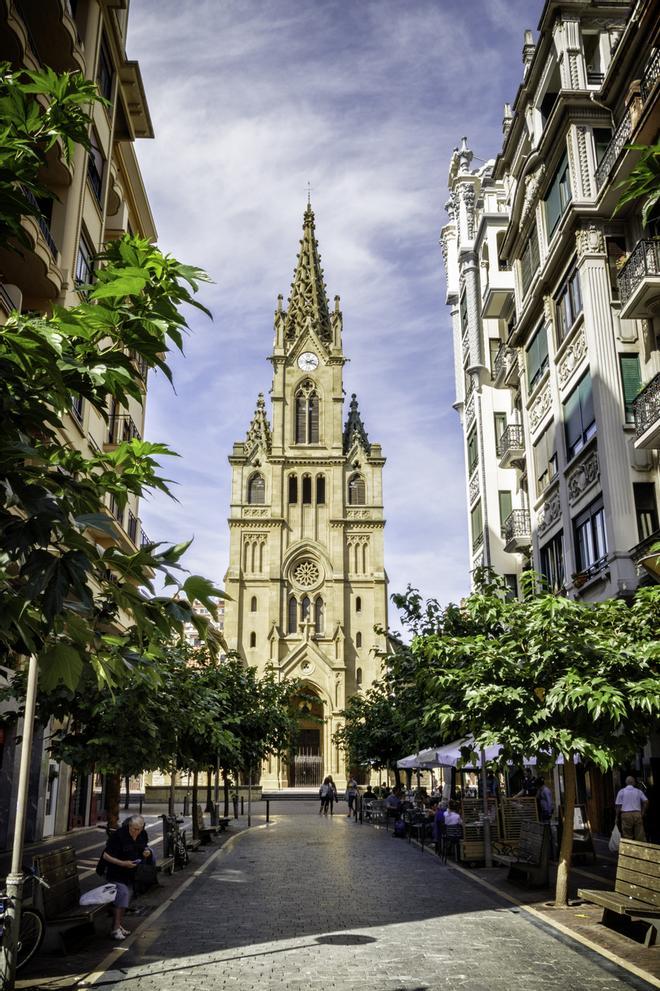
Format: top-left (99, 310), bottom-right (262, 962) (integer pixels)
top-left (492, 821), bottom-right (550, 887)
top-left (578, 838), bottom-right (660, 947)
top-left (32, 847), bottom-right (109, 948)
top-left (195, 804), bottom-right (219, 844)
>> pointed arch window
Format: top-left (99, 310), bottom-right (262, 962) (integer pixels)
top-left (356, 667), bottom-right (363, 687)
top-left (301, 595), bottom-right (310, 620)
top-left (288, 596), bottom-right (298, 634)
top-left (314, 596), bottom-right (324, 634)
top-left (248, 473), bottom-right (265, 504)
top-left (302, 474), bottom-right (312, 504)
top-left (295, 381), bottom-right (319, 444)
top-left (355, 596), bottom-right (362, 613)
top-left (348, 474), bottom-right (366, 505)
top-left (250, 596), bottom-right (257, 612)
top-left (288, 474), bottom-right (298, 503)
top-left (249, 632), bottom-right (256, 648)
top-left (356, 632), bottom-right (362, 648)
top-left (316, 474), bottom-right (325, 505)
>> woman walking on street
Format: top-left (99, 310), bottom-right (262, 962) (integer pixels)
top-left (319, 775), bottom-right (338, 815)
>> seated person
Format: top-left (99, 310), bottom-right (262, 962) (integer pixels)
top-left (443, 801), bottom-right (462, 827)
top-left (384, 790), bottom-right (403, 817)
top-left (363, 785), bottom-right (375, 804)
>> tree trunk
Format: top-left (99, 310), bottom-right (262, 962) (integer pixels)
top-left (192, 769), bottom-right (199, 839)
top-left (205, 766), bottom-right (213, 812)
top-left (105, 773), bottom-right (121, 829)
top-left (223, 769), bottom-right (229, 818)
top-left (555, 754), bottom-right (576, 906)
top-left (393, 764), bottom-right (401, 790)
top-left (124, 775), bottom-right (130, 809)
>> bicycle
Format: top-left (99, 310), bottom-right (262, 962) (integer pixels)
top-left (161, 814), bottom-right (189, 869)
top-left (0, 869), bottom-right (49, 971)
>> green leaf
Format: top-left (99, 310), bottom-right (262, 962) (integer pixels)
top-left (39, 644), bottom-right (84, 691)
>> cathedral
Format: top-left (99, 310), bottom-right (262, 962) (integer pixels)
top-left (223, 204), bottom-right (388, 792)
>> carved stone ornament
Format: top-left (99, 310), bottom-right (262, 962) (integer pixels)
top-left (292, 559), bottom-right (321, 589)
top-left (472, 550), bottom-right (484, 570)
top-left (521, 165), bottom-right (545, 222)
top-left (567, 448), bottom-right (600, 504)
top-left (528, 383), bottom-right (552, 433)
top-left (537, 490), bottom-right (561, 536)
top-left (557, 327), bottom-right (587, 388)
top-left (346, 509), bottom-right (369, 519)
top-left (243, 507), bottom-right (269, 517)
top-left (462, 184), bottom-right (476, 240)
top-left (575, 225), bottom-right (606, 258)
top-left (469, 468), bottom-right (480, 505)
top-left (465, 393), bottom-right (476, 428)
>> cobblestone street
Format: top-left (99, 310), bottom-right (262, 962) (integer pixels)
top-left (80, 803), bottom-right (652, 991)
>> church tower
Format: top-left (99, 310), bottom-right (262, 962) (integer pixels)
top-left (223, 204), bottom-right (388, 791)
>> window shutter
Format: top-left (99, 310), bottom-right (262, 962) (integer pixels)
top-left (579, 372), bottom-right (594, 436)
top-left (619, 354), bottom-right (641, 424)
top-left (316, 475), bottom-right (325, 504)
top-left (564, 385), bottom-right (581, 457)
top-left (498, 490), bottom-right (512, 529)
top-left (302, 475), bottom-right (312, 504)
top-left (289, 474), bottom-right (298, 503)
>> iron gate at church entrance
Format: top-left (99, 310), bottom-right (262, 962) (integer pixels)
top-left (290, 728), bottom-right (323, 787)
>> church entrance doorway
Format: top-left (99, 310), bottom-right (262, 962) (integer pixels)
top-left (288, 690), bottom-right (324, 787)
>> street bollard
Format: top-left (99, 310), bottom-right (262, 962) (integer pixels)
top-left (241, 796), bottom-right (244, 815)
top-left (139, 794), bottom-right (143, 815)
top-left (232, 796), bottom-right (238, 819)
top-left (266, 799), bottom-right (270, 823)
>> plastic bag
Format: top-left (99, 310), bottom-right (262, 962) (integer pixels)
top-left (608, 823), bottom-right (621, 854)
top-left (80, 883), bottom-right (117, 906)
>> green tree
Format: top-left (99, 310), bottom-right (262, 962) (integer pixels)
top-left (397, 576), bottom-right (660, 904)
top-left (615, 143), bottom-right (660, 227)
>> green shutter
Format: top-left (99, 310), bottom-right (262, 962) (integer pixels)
top-left (620, 354), bottom-right (641, 424)
top-left (498, 490), bottom-right (513, 529)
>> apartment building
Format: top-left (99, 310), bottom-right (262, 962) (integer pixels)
top-left (0, 0), bottom-right (156, 846)
top-left (441, 0), bottom-right (659, 830)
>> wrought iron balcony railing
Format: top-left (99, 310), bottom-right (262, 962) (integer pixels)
top-left (617, 239), bottom-right (660, 307)
top-left (595, 112), bottom-right (632, 190)
top-left (502, 509), bottom-right (531, 546)
top-left (140, 527), bottom-right (152, 548)
top-left (108, 413), bottom-right (142, 445)
top-left (633, 372), bottom-right (660, 442)
top-left (23, 187), bottom-right (57, 259)
top-left (493, 343), bottom-right (516, 382)
top-left (496, 423), bottom-right (524, 459)
top-left (641, 47), bottom-right (659, 104)
top-left (127, 510), bottom-right (139, 544)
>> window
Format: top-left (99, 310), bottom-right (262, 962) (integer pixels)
top-left (544, 153), bottom-right (572, 237)
top-left (295, 383), bottom-right (319, 444)
top-left (356, 632), bottom-right (362, 648)
top-left (520, 224), bottom-right (540, 295)
top-left (556, 267), bottom-right (582, 344)
top-left (97, 38), bottom-right (113, 101)
top-left (594, 128), bottom-right (612, 166)
top-left (87, 130), bottom-right (104, 203)
top-left (247, 473), bottom-right (265, 504)
top-left (533, 422), bottom-right (558, 496)
top-left (302, 474), bottom-right (312, 504)
top-left (489, 338), bottom-right (501, 378)
top-left (288, 474), bottom-right (298, 503)
top-left (563, 372), bottom-right (595, 460)
top-left (348, 474), bottom-right (366, 505)
top-left (356, 667), bottom-right (363, 687)
top-left (71, 395), bottom-right (84, 423)
top-left (75, 231), bottom-right (95, 286)
top-left (467, 430), bottom-right (478, 474)
top-left (494, 413), bottom-right (507, 450)
top-left (498, 490), bottom-right (512, 538)
top-left (471, 500), bottom-right (483, 551)
top-left (573, 497), bottom-right (607, 572)
top-left (540, 531), bottom-right (565, 591)
top-left (314, 597), bottom-right (324, 634)
top-left (288, 596), bottom-right (297, 634)
top-left (526, 325), bottom-right (548, 392)
top-left (249, 632), bottom-right (256, 648)
top-left (460, 291), bottom-right (469, 335)
top-left (619, 354), bottom-right (641, 425)
top-left (316, 475), bottom-right (325, 505)
top-left (301, 596), bottom-right (310, 620)
top-left (250, 596), bottom-right (257, 612)
top-left (355, 596), bottom-right (362, 613)
top-left (633, 483), bottom-right (659, 541)
top-left (503, 574), bottom-right (517, 600)
top-left (606, 236), bottom-right (626, 300)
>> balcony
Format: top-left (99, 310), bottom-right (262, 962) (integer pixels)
top-left (640, 47), bottom-right (659, 104)
top-left (618, 239), bottom-right (660, 319)
top-left (140, 527), bottom-right (152, 549)
top-left (630, 527), bottom-right (660, 583)
top-left (594, 112), bottom-right (632, 191)
top-left (502, 509), bottom-right (531, 554)
top-left (106, 413), bottom-right (142, 447)
top-left (493, 343), bottom-right (517, 388)
top-left (481, 282), bottom-right (514, 320)
top-left (14, 0), bottom-right (84, 73)
top-left (633, 373), bottom-right (660, 450)
top-left (496, 423), bottom-right (525, 469)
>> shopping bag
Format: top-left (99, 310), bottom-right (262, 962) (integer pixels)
top-left (80, 883), bottom-right (117, 906)
top-left (608, 823), bottom-right (621, 854)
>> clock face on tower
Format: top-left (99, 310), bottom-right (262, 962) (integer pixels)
top-left (297, 351), bottom-right (319, 372)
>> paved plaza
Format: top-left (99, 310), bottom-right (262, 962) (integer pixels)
top-left (68, 802), bottom-right (653, 991)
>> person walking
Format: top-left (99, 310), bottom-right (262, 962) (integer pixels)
top-left (536, 777), bottom-right (554, 823)
top-left (346, 777), bottom-right (359, 818)
top-left (319, 775), bottom-right (338, 815)
top-left (615, 775), bottom-right (648, 841)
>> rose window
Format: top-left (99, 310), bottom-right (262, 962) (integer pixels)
top-left (293, 560), bottom-right (320, 588)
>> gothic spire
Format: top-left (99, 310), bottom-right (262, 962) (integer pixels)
top-left (283, 203), bottom-right (332, 341)
top-left (343, 393), bottom-right (371, 454)
top-left (246, 393), bottom-right (271, 453)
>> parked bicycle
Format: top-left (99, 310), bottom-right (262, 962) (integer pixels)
top-left (0, 869), bottom-right (49, 972)
top-left (161, 814), bottom-right (189, 869)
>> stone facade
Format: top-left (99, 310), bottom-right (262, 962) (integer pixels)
top-left (223, 205), bottom-right (388, 791)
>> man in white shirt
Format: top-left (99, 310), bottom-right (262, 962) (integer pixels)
top-left (615, 776), bottom-right (648, 841)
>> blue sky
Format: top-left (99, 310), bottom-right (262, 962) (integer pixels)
top-left (127, 0), bottom-right (542, 615)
